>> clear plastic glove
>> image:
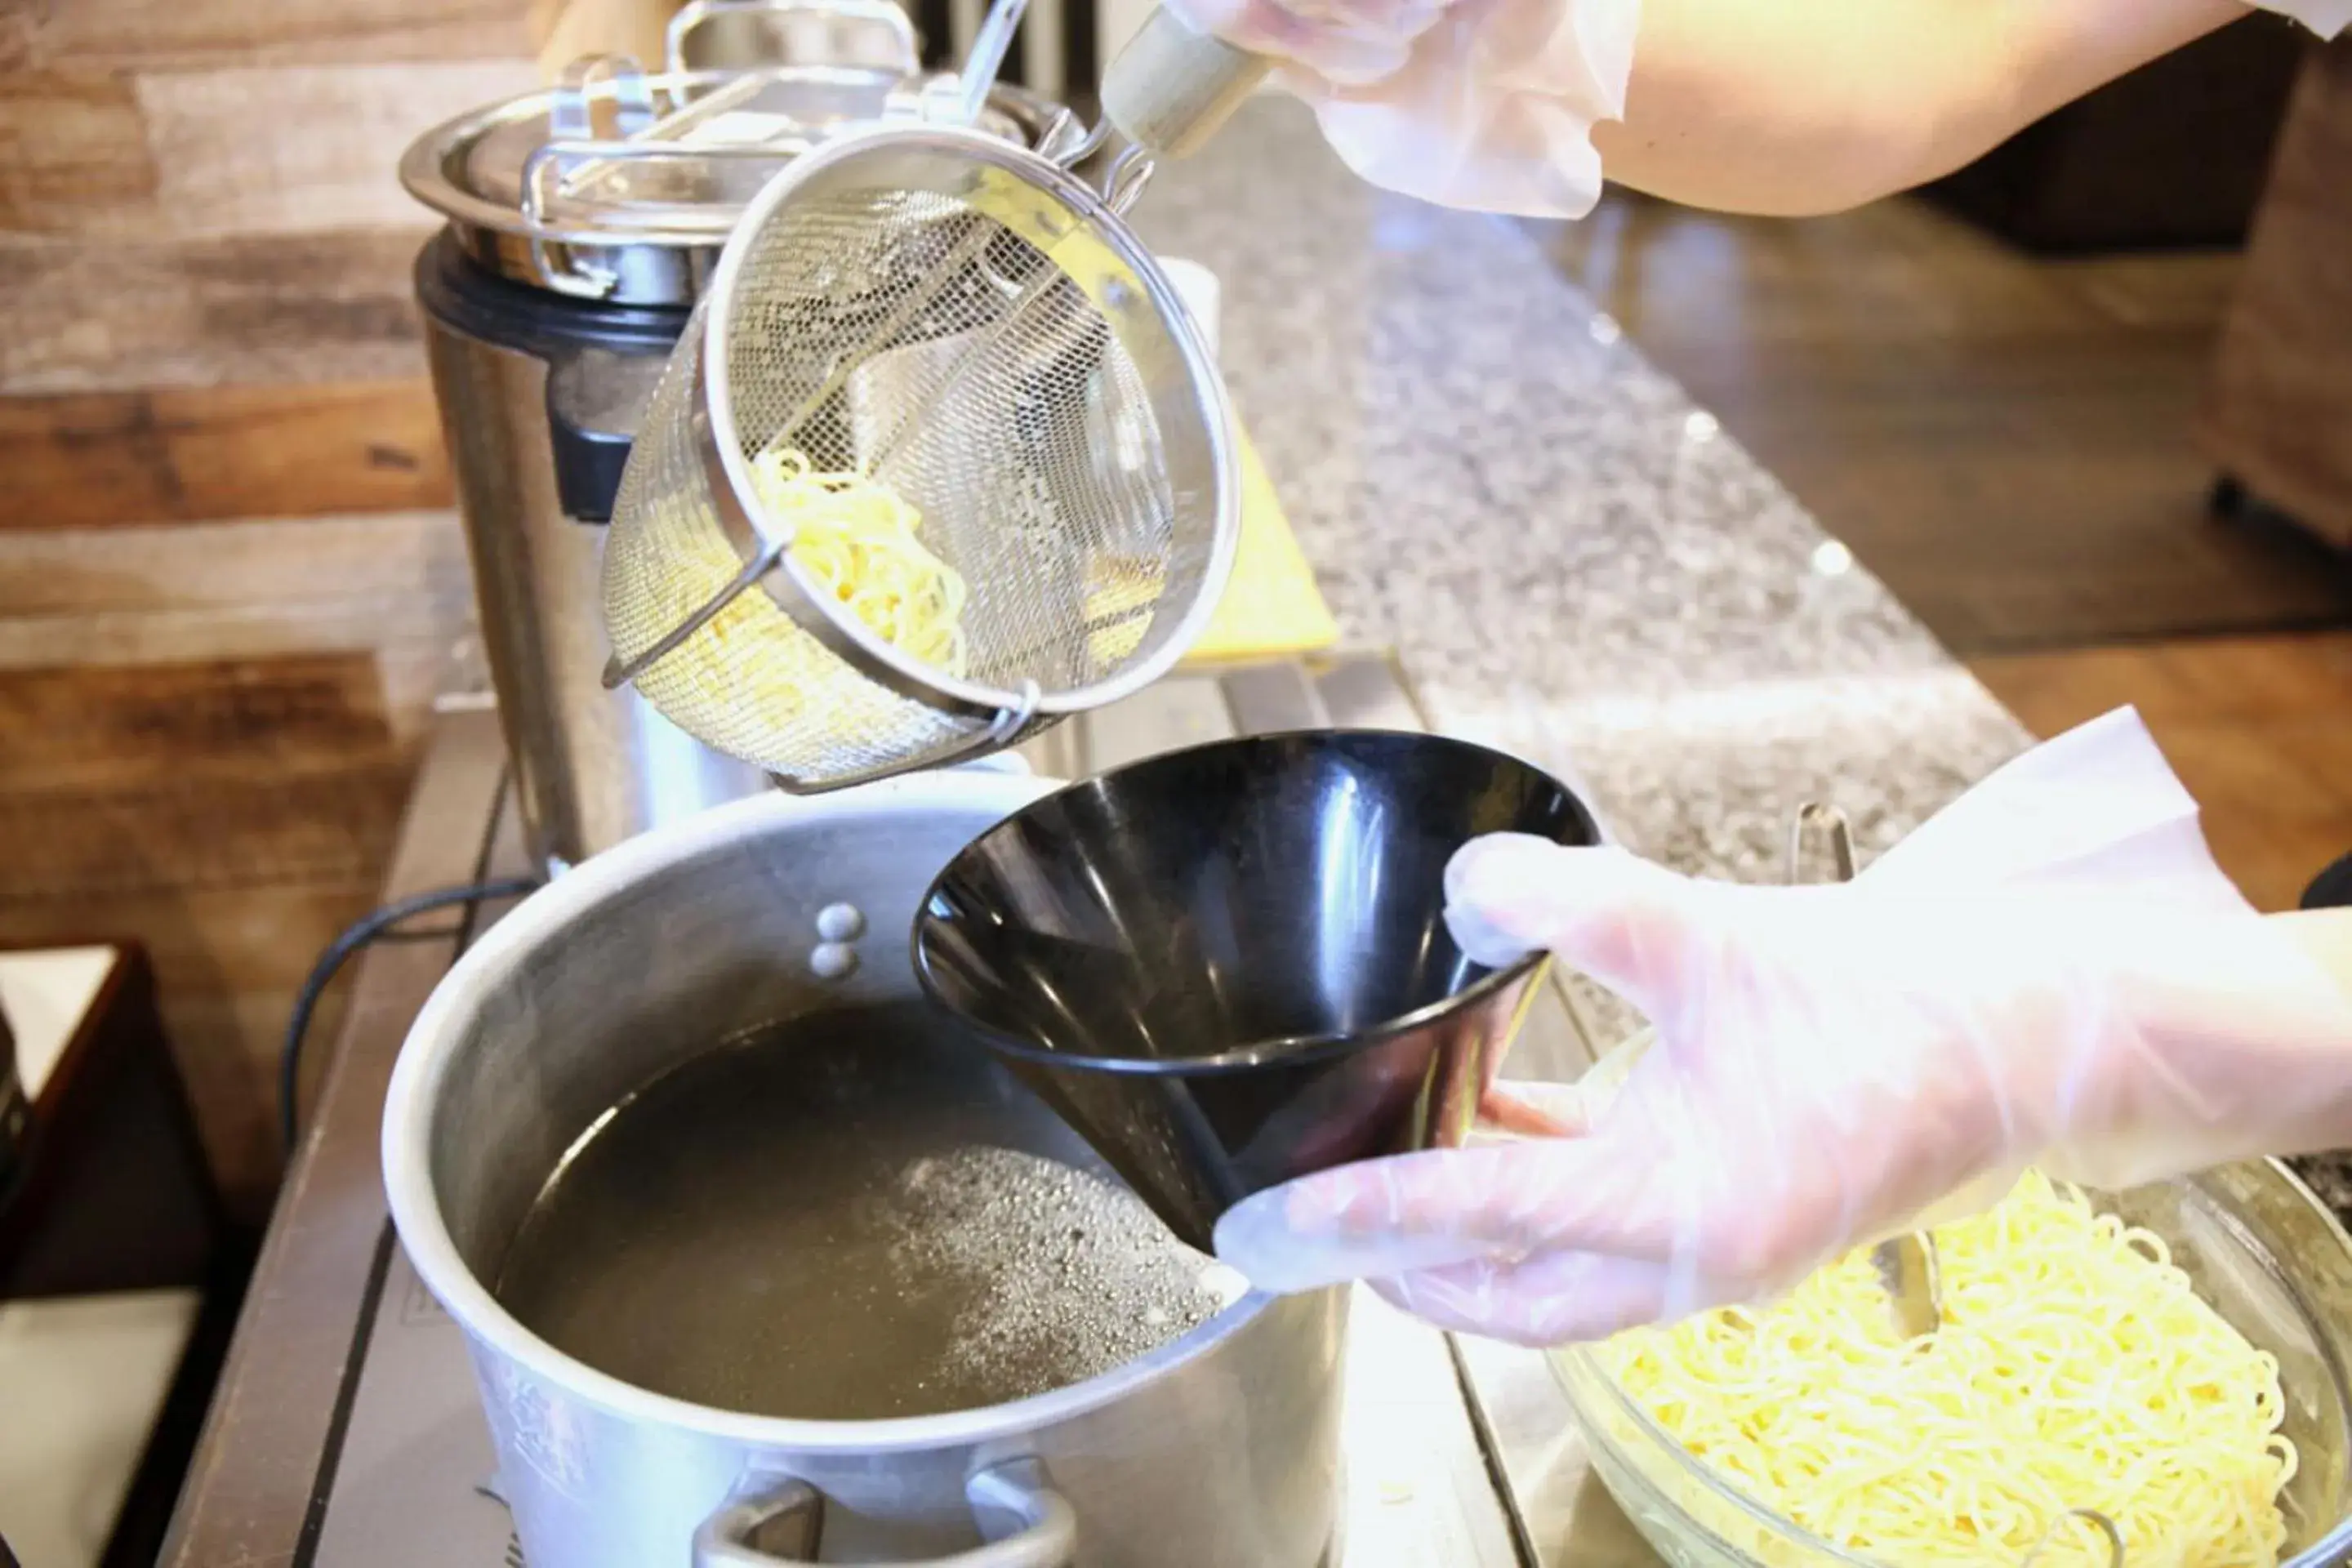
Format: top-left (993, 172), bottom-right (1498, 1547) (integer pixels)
top-left (1160, 0), bottom-right (1640, 217)
top-left (1212, 710), bottom-right (2352, 1345)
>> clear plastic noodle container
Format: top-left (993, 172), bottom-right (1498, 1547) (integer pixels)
top-left (1550, 1156), bottom-right (2352, 1568)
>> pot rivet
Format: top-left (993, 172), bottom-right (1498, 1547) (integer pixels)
top-left (809, 942), bottom-right (858, 980)
top-left (815, 902), bottom-right (866, 942)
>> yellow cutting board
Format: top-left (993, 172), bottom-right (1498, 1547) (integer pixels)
top-left (1179, 421), bottom-right (1341, 667)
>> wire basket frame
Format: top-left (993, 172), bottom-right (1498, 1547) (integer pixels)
top-left (601, 125), bottom-right (1237, 791)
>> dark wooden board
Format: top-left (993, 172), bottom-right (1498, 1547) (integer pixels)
top-left (0, 654), bottom-right (403, 789)
top-left (0, 653), bottom-right (417, 1212)
top-left (31, 0), bottom-right (534, 69)
top-left (0, 229), bottom-right (429, 396)
top-left (2198, 35), bottom-right (2352, 548)
top-left (0, 380), bottom-right (452, 528)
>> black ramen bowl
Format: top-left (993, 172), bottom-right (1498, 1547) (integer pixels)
top-left (911, 729), bottom-right (1601, 1252)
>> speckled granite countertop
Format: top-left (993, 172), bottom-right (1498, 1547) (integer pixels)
top-left (1137, 99), bottom-right (2352, 1224)
top-left (1138, 100), bottom-right (2025, 882)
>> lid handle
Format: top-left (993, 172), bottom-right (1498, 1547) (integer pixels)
top-left (666, 0), bottom-right (920, 76)
top-left (550, 53), bottom-right (657, 142)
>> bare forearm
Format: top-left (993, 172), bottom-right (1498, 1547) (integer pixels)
top-left (2282, 908), bottom-right (2352, 1009)
top-left (1592, 0), bottom-right (2247, 216)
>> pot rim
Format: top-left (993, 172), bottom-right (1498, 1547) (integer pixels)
top-left (382, 769), bottom-right (1284, 1455)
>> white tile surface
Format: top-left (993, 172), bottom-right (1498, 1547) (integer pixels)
top-left (0, 1290), bottom-right (200, 1568)
top-left (0, 948), bottom-right (118, 1099)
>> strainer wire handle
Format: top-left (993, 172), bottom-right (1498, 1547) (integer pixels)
top-left (603, 533), bottom-right (786, 692)
top-left (1039, 109), bottom-right (1111, 168)
top-left (732, 211), bottom-right (1022, 484)
top-left (765, 681), bottom-right (1042, 795)
top-left (855, 250), bottom-right (1071, 479)
top-left (957, 0), bottom-right (1031, 124)
top-left (1102, 144), bottom-right (1156, 214)
top-left (1785, 801), bottom-right (1856, 885)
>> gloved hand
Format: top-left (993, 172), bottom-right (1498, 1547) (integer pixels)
top-left (1212, 710), bottom-right (2352, 1346)
top-left (1159, 0), bottom-right (1641, 217)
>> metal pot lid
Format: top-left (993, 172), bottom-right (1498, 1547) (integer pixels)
top-left (403, 69), bottom-right (1045, 244)
top-left (400, 0), bottom-right (1073, 304)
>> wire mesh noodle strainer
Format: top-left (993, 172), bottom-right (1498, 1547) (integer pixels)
top-left (601, 123), bottom-right (1238, 790)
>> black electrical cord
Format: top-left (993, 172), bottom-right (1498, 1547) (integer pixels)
top-left (280, 878), bottom-right (541, 1152)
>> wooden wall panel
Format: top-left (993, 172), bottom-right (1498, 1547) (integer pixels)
top-left (0, 765), bottom-right (408, 904)
top-left (137, 62), bottom-right (536, 237)
top-left (0, 511), bottom-right (470, 632)
top-left (0, 513), bottom-right (478, 742)
top-left (1, 655), bottom-right (404, 789)
top-left (0, 60), bottom-right (533, 242)
top-left (0, 230), bottom-right (429, 394)
top-left (0, 514), bottom-right (479, 1209)
top-left (0, 70), bottom-right (158, 235)
top-left (0, 654), bottom-right (419, 1214)
top-left (0, 381), bottom-right (452, 528)
top-left (33, 0), bottom-right (536, 69)
top-left (0, 0), bottom-right (531, 1210)
top-left (0, 14), bottom-right (34, 72)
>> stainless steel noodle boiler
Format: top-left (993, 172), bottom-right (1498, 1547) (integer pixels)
top-left (401, 7), bottom-right (1069, 869)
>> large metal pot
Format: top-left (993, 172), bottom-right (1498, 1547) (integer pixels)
top-left (381, 769), bottom-right (1349, 1567)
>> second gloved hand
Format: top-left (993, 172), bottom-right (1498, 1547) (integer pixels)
top-left (1211, 715), bottom-right (2352, 1345)
top-left (1158, 0), bottom-right (1640, 217)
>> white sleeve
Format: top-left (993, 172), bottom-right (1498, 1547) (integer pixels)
top-left (2249, 0), bottom-right (2351, 35)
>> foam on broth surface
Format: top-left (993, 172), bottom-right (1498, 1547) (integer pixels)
top-left (492, 1002), bottom-right (1238, 1420)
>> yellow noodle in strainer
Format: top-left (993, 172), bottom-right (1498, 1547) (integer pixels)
top-left (746, 448), bottom-right (969, 678)
top-left (1593, 1172), bottom-right (2296, 1567)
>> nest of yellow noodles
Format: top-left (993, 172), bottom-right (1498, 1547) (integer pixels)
top-left (1572, 1172), bottom-right (2295, 1568)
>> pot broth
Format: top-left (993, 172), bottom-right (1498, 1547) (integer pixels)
top-left (492, 1002), bottom-right (1239, 1421)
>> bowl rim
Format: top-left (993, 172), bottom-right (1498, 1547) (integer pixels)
top-left (1550, 1156), bottom-right (2352, 1568)
top-left (908, 726), bottom-right (1597, 1076)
